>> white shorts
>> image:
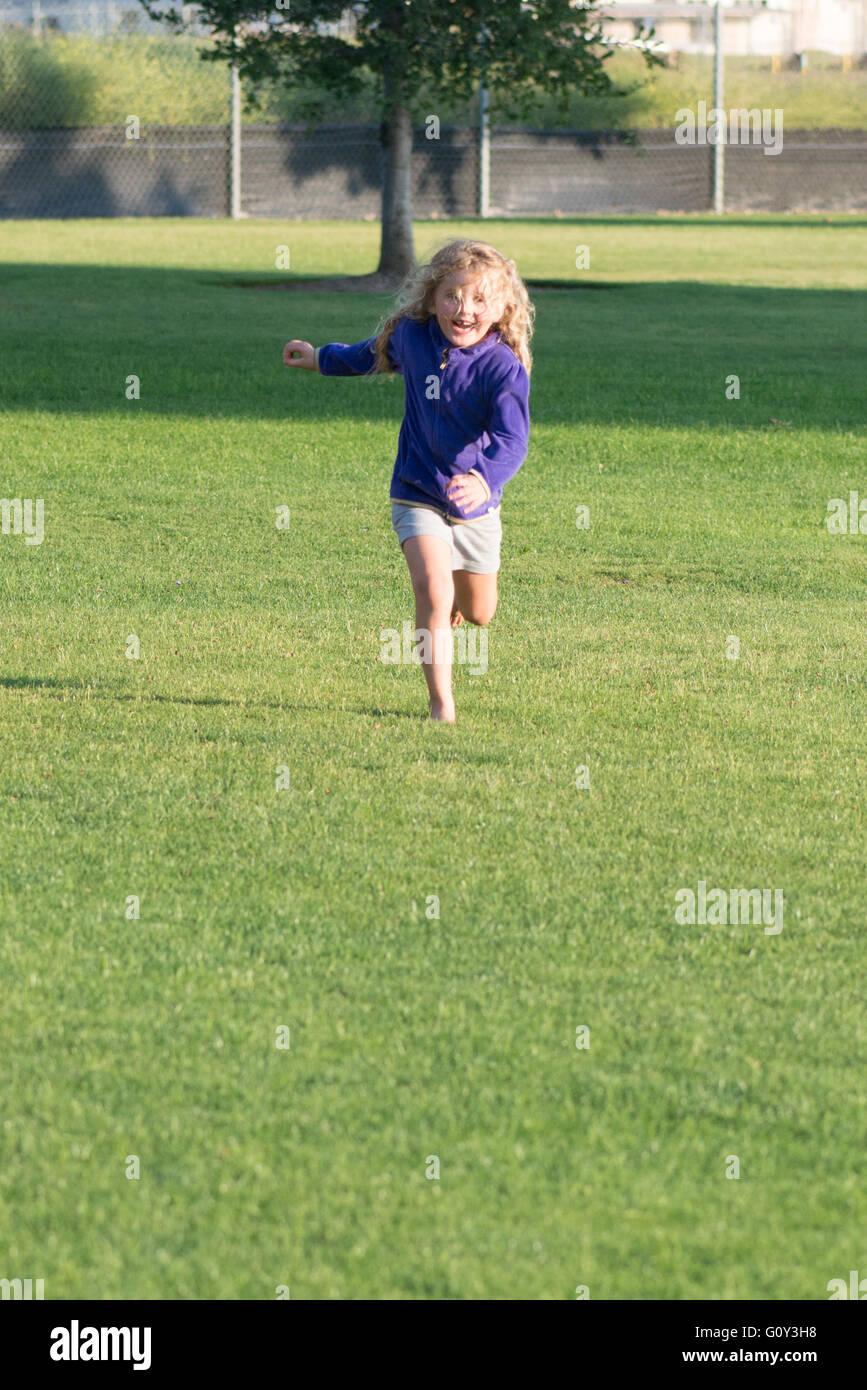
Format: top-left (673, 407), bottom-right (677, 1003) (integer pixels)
top-left (391, 503), bottom-right (502, 574)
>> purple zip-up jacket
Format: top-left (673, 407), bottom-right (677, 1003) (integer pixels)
top-left (316, 314), bottom-right (530, 522)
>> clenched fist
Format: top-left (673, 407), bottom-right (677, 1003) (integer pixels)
top-left (446, 472), bottom-right (490, 514)
top-left (283, 340), bottom-right (318, 370)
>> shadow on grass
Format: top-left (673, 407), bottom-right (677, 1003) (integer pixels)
top-left (0, 675), bottom-right (421, 719)
top-left (1, 263), bottom-right (864, 431)
top-left (231, 275), bottom-right (626, 293)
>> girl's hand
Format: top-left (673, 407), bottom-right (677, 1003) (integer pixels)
top-left (283, 339), bottom-right (317, 370)
top-left (446, 472), bottom-right (489, 513)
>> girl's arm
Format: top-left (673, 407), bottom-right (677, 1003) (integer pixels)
top-left (469, 361), bottom-right (531, 496)
top-left (317, 336), bottom-right (379, 376)
top-left (283, 325), bottom-right (403, 376)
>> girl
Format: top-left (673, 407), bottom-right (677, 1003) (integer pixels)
top-left (283, 239), bottom-right (533, 723)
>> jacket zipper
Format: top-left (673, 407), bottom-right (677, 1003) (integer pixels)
top-left (435, 345), bottom-right (450, 458)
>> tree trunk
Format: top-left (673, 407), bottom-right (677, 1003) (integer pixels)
top-left (377, 64), bottom-right (415, 280)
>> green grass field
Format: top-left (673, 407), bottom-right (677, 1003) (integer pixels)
top-left (1, 216), bottom-right (865, 1300)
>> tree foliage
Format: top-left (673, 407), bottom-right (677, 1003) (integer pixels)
top-left (140, 1), bottom-right (660, 120)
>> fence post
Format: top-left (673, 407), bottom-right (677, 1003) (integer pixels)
top-left (478, 83), bottom-right (490, 218)
top-left (230, 57), bottom-right (242, 219)
top-left (478, 13), bottom-right (490, 219)
top-left (712, 0), bottom-right (725, 214)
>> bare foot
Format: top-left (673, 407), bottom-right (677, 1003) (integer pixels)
top-left (429, 699), bottom-right (456, 723)
top-left (451, 608), bottom-right (464, 627)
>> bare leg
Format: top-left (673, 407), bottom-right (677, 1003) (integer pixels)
top-left (452, 569), bottom-right (498, 627)
top-left (401, 535), bottom-right (456, 722)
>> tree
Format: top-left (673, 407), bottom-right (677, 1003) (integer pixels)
top-left (140, 1), bottom-right (660, 280)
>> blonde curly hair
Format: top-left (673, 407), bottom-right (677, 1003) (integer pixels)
top-left (373, 239), bottom-right (534, 376)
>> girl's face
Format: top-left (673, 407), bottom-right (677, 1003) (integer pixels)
top-left (432, 270), bottom-right (503, 349)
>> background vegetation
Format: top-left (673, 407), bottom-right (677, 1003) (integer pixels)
top-left (1, 32), bottom-right (865, 129)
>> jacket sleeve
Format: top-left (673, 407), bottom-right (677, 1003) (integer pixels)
top-left (469, 358), bottom-right (530, 495)
top-left (317, 321), bottom-right (404, 377)
top-left (317, 336), bottom-right (378, 376)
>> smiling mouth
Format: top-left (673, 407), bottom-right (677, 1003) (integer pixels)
top-left (452, 321), bottom-right (475, 331)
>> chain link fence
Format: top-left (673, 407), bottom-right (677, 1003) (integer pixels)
top-left (2, 5), bottom-right (865, 218)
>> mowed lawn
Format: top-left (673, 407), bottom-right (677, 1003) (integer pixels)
top-left (0, 216), bottom-right (865, 1300)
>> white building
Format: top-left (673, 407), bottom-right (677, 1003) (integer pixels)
top-left (599, 1), bottom-right (867, 57)
top-left (4, 0), bottom-right (866, 54)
